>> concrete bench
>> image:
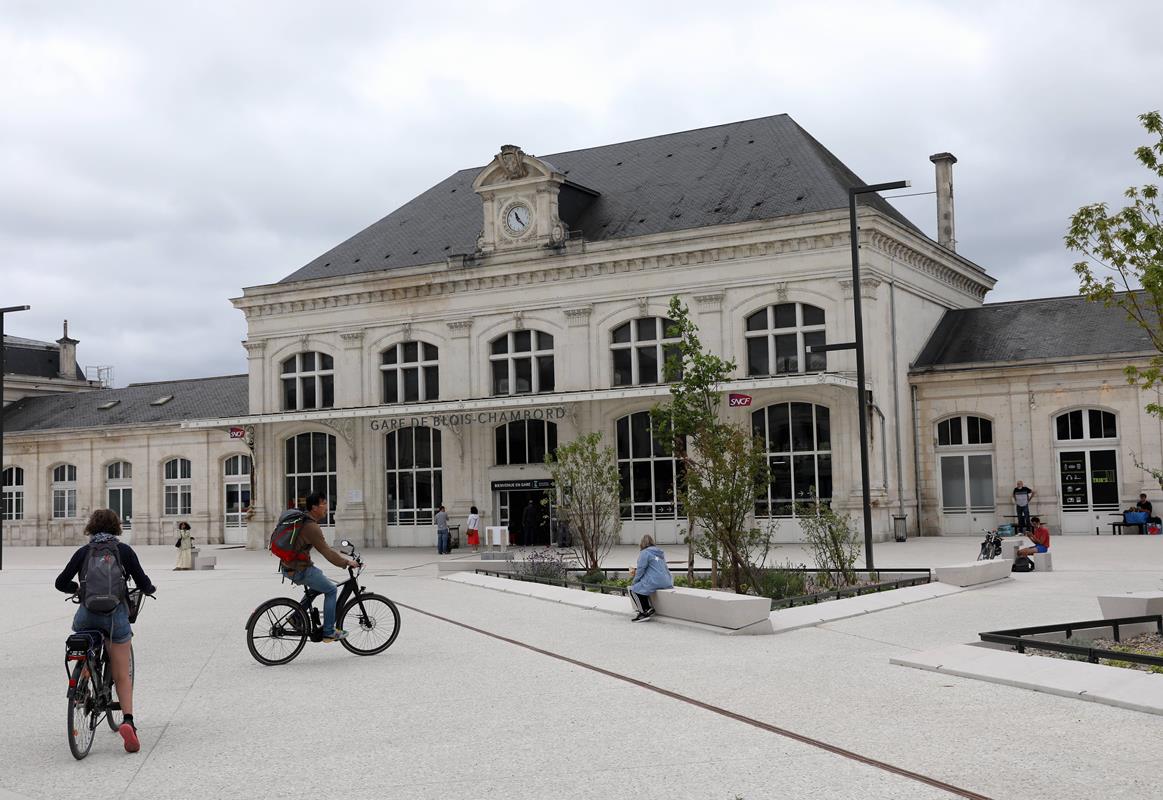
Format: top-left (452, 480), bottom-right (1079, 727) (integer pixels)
top-left (1029, 551), bottom-right (1052, 571)
top-left (193, 554), bottom-right (216, 570)
top-left (999, 541), bottom-right (1053, 571)
top-left (650, 587), bottom-right (772, 633)
top-left (1097, 591), bottom-right (1163, 637)
top-left (933, 559), bottom-right (1012, 587)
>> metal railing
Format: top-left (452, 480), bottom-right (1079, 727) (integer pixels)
top-left (474, 569), bottom-right (629, 596)
top-left (979, 615), bottom-right (1163, 668)
top-left (769, 573), bottom-right (932, 610)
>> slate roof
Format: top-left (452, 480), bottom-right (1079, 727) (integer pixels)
top-left (279, 114), bottom-right (922, 285)
top-left (2, 374), bottom-right (248, 432)
top-left (911, 294), bottom-right (1157, 370)
top-left (3, 337), bottom-right (85, 381)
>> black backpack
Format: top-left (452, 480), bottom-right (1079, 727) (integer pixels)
top-left (79, 538), bottom-right (128, 612)
top-left (1011, 555), bottom-right (1035, 573)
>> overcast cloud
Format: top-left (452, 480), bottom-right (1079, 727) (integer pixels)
top-left (1, 1), bottom-right (1159, 386)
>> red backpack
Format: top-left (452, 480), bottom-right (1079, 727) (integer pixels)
top-left (269, 510), bottom-right (311, 563)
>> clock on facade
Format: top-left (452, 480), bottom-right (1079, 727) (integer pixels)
top-left (503, 203), bottom-right (532, 236)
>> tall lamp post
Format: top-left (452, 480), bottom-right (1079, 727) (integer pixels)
top-left (1, 304), bottom-right (32, 571)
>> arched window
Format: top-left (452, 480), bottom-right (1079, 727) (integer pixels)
top-left (281, 351), bottom-right (335, 411)
top-left (381, 342), bottom-right (439, 404)
top-left (224, 455), bottom-right (252, 530)
top-left (163, 458), bottom-right (192, 516)
top-left (490, 330), bottom-right (554, 395)
top-left (935, 415), bottom-right (994, 515)
top-left (1054, 409), bottom-right (1120, 520)
top-left (752, 403), bottom-right (831, 517)
top-left (285, 433), bottom-right (337, 526)
top-left (611, 317), bottom-right (680, 386)
top-left (495, 420), bottom-right (558, 465)
top-left (616, 411), bottom-right (683, 520)
top-left (1055, 409), bottom-right (1116, 441)
top-left (2, 467), bottom-right (24, 521)
top-left (106, 461), bottom-right (133, 529)
top-left (745, 303), bottom-right (826, 376)
top-left (385, 427), bottom-right (442, 525)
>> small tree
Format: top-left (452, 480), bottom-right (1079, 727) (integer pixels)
top-left (1067, 110), bottom-right (1163, 414)
top-left (794, 498), bottom-right (862, 589)
top-left (544, 431), bottom-right (622, 574)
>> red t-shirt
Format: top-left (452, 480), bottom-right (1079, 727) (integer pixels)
top-left (1029, 525), bottom-right (1051, 548)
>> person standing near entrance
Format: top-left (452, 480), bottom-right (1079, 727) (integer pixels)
top-left (465, 506), bottom-right (480, 552)
top-left (521, 500), bottom-right (538, 547)
top-left (435, 505), bottom-right (450, 554)
top-left (173, 521), bottom-right (194, 570)
top-left (1013, 481), bottom-right (1035, 532)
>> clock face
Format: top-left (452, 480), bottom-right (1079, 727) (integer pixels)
top-left (504, 204), bottom-right (532, 235)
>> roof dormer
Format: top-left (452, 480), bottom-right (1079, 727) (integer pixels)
top-left (472, 145), bottom-right (570, 255)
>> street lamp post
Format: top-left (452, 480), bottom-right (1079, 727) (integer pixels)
top-left (848, 182), bottom-right (907, 571)
top-left (1, 304), bottom-right (32, 571)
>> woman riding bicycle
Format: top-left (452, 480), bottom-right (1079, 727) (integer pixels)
top-left (55, 508), bottom-right (155, 753)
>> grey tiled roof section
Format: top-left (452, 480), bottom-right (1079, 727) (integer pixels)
top-left (3, 339), bottom-right (86, 380)
top-left (911, 294), bottom-right (1156, 369)
top-left (279, 114), bottom-right (921, 284)
top-left (2, 374), bottom-right (248, 432)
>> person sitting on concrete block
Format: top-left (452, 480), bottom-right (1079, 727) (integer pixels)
top-left (1017, 516), bottom-right (1050, 557)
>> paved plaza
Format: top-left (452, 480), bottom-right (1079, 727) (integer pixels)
top-left (1, 535), bottom-right (1160, 800)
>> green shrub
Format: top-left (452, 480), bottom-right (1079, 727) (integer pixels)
top-left (755, 564), bottom-right (808, 600)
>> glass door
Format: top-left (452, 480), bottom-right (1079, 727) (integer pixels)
top-left (1059, 449), bottom-right (1119, 533)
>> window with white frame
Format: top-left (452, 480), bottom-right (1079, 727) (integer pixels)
top-left (745, 303), bottom-right (827, 376)
top-left (106, 461), bottom-right (133, 529)
top-left (285, 433), bottom-right (337, 526)
top-left (936, 415), bottom-right (995, 514)
top-left (224, 455), bottom-right (252, 528)
top-left (1054, 409), bottom-right (1120, 514)
top-left (495, 420), bottom-right (558, 465)
top-left (163, 458), bottom-right (192, 516)
top-left (752, 403), bottom-right (832, 517)
top-left (616, 411), bottom-right (684, 520)
top-left (2, 466), bottom-right (23, 521)
top-left (52, 464), bottom-right (78, 519)
top-left (1055, 408), bottom-right (1116, 441)
top-left (385, 427), bottom-right (442, 525)
top-left (611, 317), bottom-right (681, 386)
top-left (381, 341), bottom-right (439, 404)
top-left (281, 351), bottom-right (335, 411)
top-left (490, 330), bottom-right (554, 395)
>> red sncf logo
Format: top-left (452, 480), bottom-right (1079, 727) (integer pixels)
top-left (728, 393), bottom-right (752, 407)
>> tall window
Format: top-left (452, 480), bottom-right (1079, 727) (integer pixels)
top-left (285, 433), bottom-right (337, 526)
top-left (753, 403), bottom-right (832, 517)
top-left (281, 351), bottom-right (335, 411)
top-left (381, 342), bottom-right (439, 404)
top-left (385, 427), bottom-right (442, 525)
top-left (224, 455), bottom-right (252, 529)
top-left (611, 317), bottom-right (680, 386)
top-left (1055, 408), bottom-right (1119, 517)
top-left (495, 420), bottom-right (558, 465)
top-left (936, 415), bottom-right (994, 514)
top-left (163, 458), bottom-right (192, 516)
top-left (490, 330), bottom-right (554, 395)
top-left (52, 464), bottom-right (78, 519)
top-left (616, 411), bottom-right (683, 520)
top-left (2, 467), bottom-right (23, 521)
top-left (106, 461), bottom-right (133, 529)
top-left (745, 303), bottom-right (826, 376)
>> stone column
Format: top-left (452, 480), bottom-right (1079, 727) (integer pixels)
top-left (446, 319), bottom-right (474, 400)
top-left (561, 305), bottom-right (593, 391)
top-left (242, 340), bottom-right (267, 415)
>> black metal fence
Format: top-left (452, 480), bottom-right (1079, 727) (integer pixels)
top-left (979, 615), bottom-right (1163, 668)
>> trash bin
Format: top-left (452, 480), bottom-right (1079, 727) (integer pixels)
top-left (892, 515), bottom-right (908, 542)
top-left (448, 524), bottom-right (461, 550)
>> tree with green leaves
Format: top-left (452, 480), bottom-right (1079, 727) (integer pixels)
top-left (1066, 110), bottom-right (1163, 414)
top-left (652, 296), bottom-right (772, 591)
top-left (544, 431), bottom-right (622, 574)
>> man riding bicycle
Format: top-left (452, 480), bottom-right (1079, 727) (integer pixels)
top-left (278, 492), bottom-right (358, 642)
top-left (55, 509), bottom-right (155, 753)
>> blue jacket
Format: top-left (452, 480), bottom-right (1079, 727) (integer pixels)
top-left (630, 546), bottom-right (673, 595)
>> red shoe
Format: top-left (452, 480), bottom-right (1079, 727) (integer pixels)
top-left (119, 722), bottom-right (140, 753)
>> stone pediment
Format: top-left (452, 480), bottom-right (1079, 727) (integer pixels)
top-left (472, 145), bottom-right (563, 191)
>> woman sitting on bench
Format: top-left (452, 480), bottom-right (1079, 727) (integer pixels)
top-left (1017, 516), bottom-right (1051, 556)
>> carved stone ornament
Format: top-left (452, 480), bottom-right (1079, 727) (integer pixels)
top-left (563, 305), bottom-right (593, 327)
top-left (320, 418), bottom-right (358, 466)
top-left (242, 339), bottom-right (266, 356)
top-left (401, 322), bottom-right (413, 342)
top-left (839, 277), bottom-right (881, 300)
top-left (298, 333), bottom-right (310, 351)
top-left (694, 292), bottom-right (724, 311)
top-left (637, 296), bottom-right (650, 316)
top-left (340, 330), bottom-right (365, 346)
top-left (513, 310), bottom-right (525, 330)
top-left (775, 282), bottom-right (789, 302)
top-left (446, 318), bottom-right (474, 337)
top-left (498, 145), bottom-right (529, 180)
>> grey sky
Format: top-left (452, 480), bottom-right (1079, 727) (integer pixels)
top-left (1, 1), bottom-right (1159, 386)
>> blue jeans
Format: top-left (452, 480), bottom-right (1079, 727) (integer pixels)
top-left (73, 602), bottom-right (132, 644)
top-left (437, 529), bottom-right (450, 554)
top-left (286, 566), bottom-right (338, 636)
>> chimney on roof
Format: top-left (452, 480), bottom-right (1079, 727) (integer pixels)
top-left (56, 320), bottom-right (79, 380)
top-left (929, 152), bottom-right (957, 251)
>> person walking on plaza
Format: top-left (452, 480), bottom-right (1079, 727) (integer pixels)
top-left (1013, 480), bottom-right (1035, 532)
top-left (521, 500), bottom-right (538, 547)
top-left (435, 505), bottom-right (450, 554)
top-left (277, 492), bottom-right (358, 643)
top-left (627, 534), bottom-right (673, 622)
top-left (465, 506), bottom-right (481, 553)
top-left (173, 521), bottom-right (194, 570)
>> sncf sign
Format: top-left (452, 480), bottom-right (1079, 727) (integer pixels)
top-left (728, 393), bottom-right (752, 407)
top-left (228, 427), bottom-right (247, 440)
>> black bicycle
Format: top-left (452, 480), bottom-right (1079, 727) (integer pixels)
top-left (65, 587), bottom-right (148, 760)
top-left (244, 540), bottom-right (400, 665)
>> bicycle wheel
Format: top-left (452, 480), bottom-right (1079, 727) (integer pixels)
top-left (246, 598), bottom-right (308, 666)
top-left (68, 661), bottom-right (98, 760)
top-left (338, 594), bottom-right (400, 656)
top-left (106, 643), bottom-right (134, 731)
